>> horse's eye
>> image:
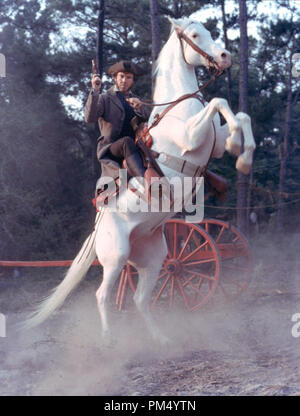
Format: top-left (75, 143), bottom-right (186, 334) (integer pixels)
top-left (192, 34), bottom-right (198, 39)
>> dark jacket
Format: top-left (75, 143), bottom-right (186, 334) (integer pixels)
top-left (85, 86), bottom-right (151, 181)
top-left (85, 86), bottom-right (150, 151)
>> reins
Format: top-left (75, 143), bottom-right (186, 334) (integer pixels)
top-left (145, 73), bottom-right (222, 132)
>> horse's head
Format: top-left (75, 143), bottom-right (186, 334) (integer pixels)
top-left (168, 17), bottom-right (231, 72)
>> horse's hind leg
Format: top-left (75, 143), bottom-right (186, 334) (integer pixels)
top-left (95, 223), bottom-right (130, 342)
top-left (130, 227), bottom-right (169, 345)
top-left (95, 262), bottom-right (127, 341)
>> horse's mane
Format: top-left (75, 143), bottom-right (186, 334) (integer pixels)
top-left (152, 17), bottom-right (193, 80)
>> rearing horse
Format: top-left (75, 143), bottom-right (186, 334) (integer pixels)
top-left (25, 16), bottom-right (255, 345)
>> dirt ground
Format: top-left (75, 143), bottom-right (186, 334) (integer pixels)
top-left (1, 231), bottom-right (300, 396)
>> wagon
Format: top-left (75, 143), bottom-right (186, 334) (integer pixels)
top-left (115, 218), bottom-right (253, 312)
top-left (0, 218), bottom-right (253, 315)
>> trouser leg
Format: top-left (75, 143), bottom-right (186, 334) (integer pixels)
top-left (108, 136), bottom-right (164, 203)
top-left (108, 136), bottom-right (145, 178)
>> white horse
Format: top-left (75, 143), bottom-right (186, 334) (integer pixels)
top-left (25, 16), bottom-right (255, 344)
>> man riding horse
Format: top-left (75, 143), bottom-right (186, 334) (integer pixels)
top-left (85, 60), bottom-right (159, 197)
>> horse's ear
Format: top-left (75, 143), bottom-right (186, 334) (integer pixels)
top-left (167, 16), bottom-right (184, 31)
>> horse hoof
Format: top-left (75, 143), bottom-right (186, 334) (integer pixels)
top-left (236, 156), bottom-right (251, 175)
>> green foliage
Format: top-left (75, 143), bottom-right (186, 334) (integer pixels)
top-left (0, 0), bottom-right (299, 262)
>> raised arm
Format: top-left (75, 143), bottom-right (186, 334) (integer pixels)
top-left (84, 73), bottom-right (104, 123)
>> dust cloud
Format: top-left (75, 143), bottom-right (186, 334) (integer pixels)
top-left (1, 233), bottom-right (300, 395)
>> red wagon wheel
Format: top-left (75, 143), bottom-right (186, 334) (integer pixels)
top-left (199, 219), bottom-right (253, 300)
top-left (116, 219), bottom-right (221, 312)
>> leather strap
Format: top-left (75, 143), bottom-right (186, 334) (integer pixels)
top-left (175, 27), bottom-right (222, 73)
top-left (153, 151), bottom-right (205, 177)
top-left (147, 94), bottom-right (203, 132)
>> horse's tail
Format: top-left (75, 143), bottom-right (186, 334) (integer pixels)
top-left (21, 228), bottom-right (97, 330)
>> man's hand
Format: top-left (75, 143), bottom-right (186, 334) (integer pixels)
top-left (91, 74), bottom-right (102, 91)
top-left (126, 97), bottom-right (143, 110)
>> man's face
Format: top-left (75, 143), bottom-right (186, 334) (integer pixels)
top-left (114, 72), bottom-right (134, 93)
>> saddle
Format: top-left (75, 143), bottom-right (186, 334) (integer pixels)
top-left (92, 123), bottom-right (164, 211)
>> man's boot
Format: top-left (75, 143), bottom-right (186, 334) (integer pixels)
top-left (125, 151), bottom-right (146, 179)
top-left (126, 152), bottom-right (163, 203)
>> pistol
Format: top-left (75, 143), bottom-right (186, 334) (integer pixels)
top-left (92, 59), bottom-right (101, 86)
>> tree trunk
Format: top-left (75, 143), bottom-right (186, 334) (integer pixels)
top-left (236, 0), bottom-right (249, 234)
top-left (220, 0), bottom-right (232, 107)
top-left (96, 0), bottom-right (105, 78)
top-left (277, 48), bottom-right (293, 231)
top-left (173, 0), bottom-right (180, 18)
top-left (150, 0), bottom-right (161, 68)
top-left (92, 0), bottom-right (105, 179)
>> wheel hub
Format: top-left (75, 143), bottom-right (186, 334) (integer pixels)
top-left (165, 259), bottom-right (182, 275)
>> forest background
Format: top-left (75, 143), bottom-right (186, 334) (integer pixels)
top-left (0, 0), bottom-right (299, 261)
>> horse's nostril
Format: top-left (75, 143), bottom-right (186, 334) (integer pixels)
top-left (221, 53), bottom-right (227, 59)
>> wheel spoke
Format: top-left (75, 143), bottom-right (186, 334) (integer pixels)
top-left (152, 274), bottom-right (172, 306)
top-left (183, 258), bottom-right (216, 266)
top-left (181, 276), bottom-right (205, 298)
top-left (158, 269), bottom-right (168, 280)
top-left (173, 222), bottom-right (178, 258)
top-left (175, 275), bottom-right (192, 309)
top-left (205, 222), bottom-right (209, 233)
top-left (184, 269), bottom-right (216, 281)
top-left (169, 274), bottom-right (175, 307)
top-left (191, 231), bottom-right (203, 248)
top-left (127, 266), bottom-right (137, 293)
top-left (215, 225), bottom-right (226, 243)
top-left (180, 240), bottom-right (208, 262)
top-left (165, 229), bottom-right (173, 258)
top-left (116, 268), bottom-right (126, 308)
top-left (177, 228), bottom-right (194, 259)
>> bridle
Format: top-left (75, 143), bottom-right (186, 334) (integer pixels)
top-left (175, 26), bottom-right (224, 78)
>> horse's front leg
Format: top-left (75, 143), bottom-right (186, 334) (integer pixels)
top-left (186, 98), bottom-right (255, 174)
top-left (215, 111), bottom-right (256, 174)
top-left (234, 112), bottom-right (256, 174)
